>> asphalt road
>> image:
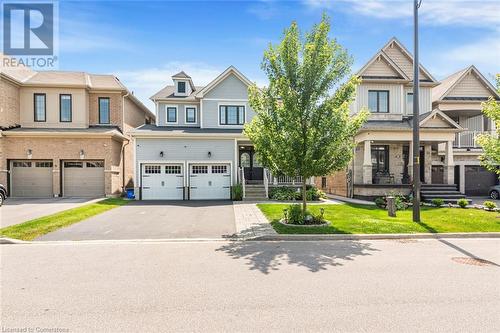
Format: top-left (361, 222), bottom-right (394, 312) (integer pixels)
top-left (1, 238), bottom-right (499, 332)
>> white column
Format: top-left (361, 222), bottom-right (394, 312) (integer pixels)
top-left (408, 141), bottom-right (413, 182)
top-left (444, 140), bottom-right (455, 185)
top-left (424, 144), bottom-right (432, 184)
top-left (459, 164), bottom-right (465, 194)
top-left (363, 140), bottom-right (372, 184)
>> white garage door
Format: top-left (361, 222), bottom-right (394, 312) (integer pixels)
top-left (141, 164), bottom-right (184, 200)
top-left (63, 161), bottom-right (105, 197)
top-left (11, 160), bottom-right (53, 197)
top-left (189, 164), bottom-right (231, 200)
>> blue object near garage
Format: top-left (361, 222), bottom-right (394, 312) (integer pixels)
top-left (126, 189), bottom-right (135, 199)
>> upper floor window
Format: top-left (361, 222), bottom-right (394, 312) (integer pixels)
top-left (34, 93), bottom-right (46, 122)
top-left (99, 97), bottom-right (110, 124)
top-left (406, 92), bottom-right (413, 114)
top-left (368, 90), bottom-right (389, 113)
top-left (185, 107), bottom-right (196, 123)
top-left (60, 94), bottom-right (72, 122)
top-left (178, 81), bottom-right (186, 93)
top-left (219, 105), bottom-right (245, 125)
top-left (167, 107), bottom-right (177, 123)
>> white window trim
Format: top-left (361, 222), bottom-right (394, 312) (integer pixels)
top-left (185, 105), bottom-right (197, 124)
top-left (175, 81), bottom-right (189, 97)
top-left (165, 105), bottom-right (178, 124)
top-left (217, 102), bottom-right (246, 128)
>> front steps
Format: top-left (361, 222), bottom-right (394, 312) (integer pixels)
top-left (420, 184), bottom-right (471, 204)
top-left (243, 184), bottom-right (267, 201)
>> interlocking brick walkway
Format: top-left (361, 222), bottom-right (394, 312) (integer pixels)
top-left (232, 202), bottom-right (277, 239)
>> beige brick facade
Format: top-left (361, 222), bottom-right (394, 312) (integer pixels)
top-left (315, 171), bottom-right (348, 197)
top-left (0, 78), bottom-right (20, 128)
top-left (89, 93), bottom-right (123, 129)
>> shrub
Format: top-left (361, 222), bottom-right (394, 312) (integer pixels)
top-left (305, 187), bottom-right (326, 201)
top-left (483, 201), bottom-right (497, 211)
top-left (286, 204), bottom-right (304, 225)
top-left (232, 184), bottom-right (243, 201)
top-left (457, 198), bottom-right (468, 208)
top-left (269, 186), bottom-right (324, 201)
top-left (431, 198), bottom-right (444, 207)
top-left (374, 197), bottom-right (386, 209)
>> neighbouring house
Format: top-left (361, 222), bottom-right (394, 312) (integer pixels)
top-left (0, 56), bottom-right (155, 198)
top-left (316, 37), bottom-right (498, 202)
top-left (131, 66), bottom-right (307, 200)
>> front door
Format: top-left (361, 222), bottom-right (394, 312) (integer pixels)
top-left (239, 147), bottom-right (263, 184)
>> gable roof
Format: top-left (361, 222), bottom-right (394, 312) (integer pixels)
top-left (172, 71), bottom-right (191, 79)
top-left (432, 65), bottom-right (500, 102)
top-left (357, 50), bottom-right (410, 80)
top-left (195, 66), bottom-right (253, 98)
top-left (419, 109), bottom-right (463, 130)
top-left (150, 85), bottom-right (204, 101)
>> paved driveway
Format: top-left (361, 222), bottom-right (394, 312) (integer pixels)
top-left (0, 197), bottom-right (102, 228)
top-left (37, 200), bottom-right (236, 241)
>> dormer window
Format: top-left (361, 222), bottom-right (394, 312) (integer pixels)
top-left (178, 81), bottom-right (186, 94)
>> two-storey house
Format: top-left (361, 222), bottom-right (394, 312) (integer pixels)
top-left (0, 57), bottom-right (154, 198)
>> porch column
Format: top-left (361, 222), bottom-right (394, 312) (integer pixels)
top-left (408, 140), bottom-right (413, 182)
top-left (444, 140), bottom-right (455, 185)
top-left (362, 140), bottom-right (372, 184)
top-left (459, 164), bottom-right (465, 194)
top-left (424, 144), bottom-right (432, 184)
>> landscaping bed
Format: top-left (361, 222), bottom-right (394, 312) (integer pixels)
top-left (257, 203), bottom-right (500, 234)
top-left (0, 198), bottom-right (129, 241)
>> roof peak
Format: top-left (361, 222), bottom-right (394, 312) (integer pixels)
top-left (172, 71), bottom-right (191, 79)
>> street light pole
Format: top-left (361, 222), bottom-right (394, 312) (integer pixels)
top-left (412, 0), bottom-right (421, 222)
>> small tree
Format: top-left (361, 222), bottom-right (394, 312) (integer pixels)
top-left (245, 15), bottom-right (367, 213)
top-left (477, 75), bottom-right (500, 175)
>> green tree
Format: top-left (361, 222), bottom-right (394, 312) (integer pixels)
top-left (245, 15), bottom-right (367, 213)
top-left (477, 74), bottom-right (500, 175)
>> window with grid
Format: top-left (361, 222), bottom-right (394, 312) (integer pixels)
top-left (64, 161), bottom-right (83, 168)
top-left (165, 165), bottom-right (181, 174)
top-left (211, 165), bottom-right (227, 174)
top-left (368, 90), bottom-right (389, 113)
top-left (192, 165), bottom-right (208, 174)
top-left (219, 105), bottom-right (245, 125)
top-left (145, 165), bottom-right (161, 174)
top-left (36, 161), bottom-right (53, 168)
top-left (13, 162), bottom-right (31, 167)
top-left (86, 161), bottom-right (104, 168)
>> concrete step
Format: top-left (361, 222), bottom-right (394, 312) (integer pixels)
top-left (421, 190), bottom-right (463, 195)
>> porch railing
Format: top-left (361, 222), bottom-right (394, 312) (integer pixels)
top-left (454, 130), bottom-right (495, 148)
top-left (269, 174), bottom-right (303, 185)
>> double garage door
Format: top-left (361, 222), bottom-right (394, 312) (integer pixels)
top-left (10, 160), bottom-right (104, 197)
top-left (141, 163), bottom-right (231, 200)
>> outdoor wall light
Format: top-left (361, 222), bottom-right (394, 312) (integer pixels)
top-left (27, 149), bottom-right (32, 158)
top-left (80, 149), bottom-right (85, 159)
top-left (208, 151), bottom-right (212, 158)
top-left (160, 151), bottom-right (164, 157)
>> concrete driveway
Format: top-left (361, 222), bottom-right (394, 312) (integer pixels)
top-left (0, 197), bottom-right (102, 228)
top-left (36, 200), bottom-right (236, 241)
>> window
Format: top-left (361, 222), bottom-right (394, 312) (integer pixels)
top-left (368, 90), bottom-right (389, 113)
top-left (35, 161), bottom-right (53, 168)
top-left (219, 105), bottom-right (245, 125)
top-left (185, 107), bottom-right (196, 123)
top-left (145, 165), bottom-right (161, 174)
top-left (178, 81), bottom-right (186, 93)
top-left (212, 165), bottom-right (227, 174)
top-left (13, 162), bottom-right (31, 167)
top-left (240, 152), bottom-right (250, 168)
top-left (86, 161), bottom-right (104, 168)
top-left (192, 165), bottom-right (208, 174)
top-left (321, 177), bottom-right (327, 189)
top-left (99, 97), bottom-right (110, 124)
top-left (371, 145), bottom-right (389, 174)
top-left (165, 165), bottom-right (181, 174)
top-left (64, 161), bottom-right (83, 168)
top-left (60, 94), bottom-right (72, 122)
top-left (167, 107), bottom-right (177, 123)
top-left (34, 93), bottom-right (46, 122)
top-left (406, 93), bottom-right (413, 114)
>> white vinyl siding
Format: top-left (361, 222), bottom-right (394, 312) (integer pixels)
top-left (447, 72), bottom-right (492, 98)
top-left (157, 103), bottom-right (200, 127)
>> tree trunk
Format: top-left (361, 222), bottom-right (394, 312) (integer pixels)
top-left (302, 178), bottom-right (307, 214)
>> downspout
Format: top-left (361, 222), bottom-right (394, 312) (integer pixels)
top-left (121, 91), bottom-right (130, 194)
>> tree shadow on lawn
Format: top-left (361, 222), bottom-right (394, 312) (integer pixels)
top-left (216, 238), bottom-right (379, 274)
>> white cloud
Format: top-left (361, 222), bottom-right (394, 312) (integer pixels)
top-left (304, 0), bottom-right (500, 28)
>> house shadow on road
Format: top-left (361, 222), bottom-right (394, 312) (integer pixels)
top-left (215, 239), bottom-right (379, 274)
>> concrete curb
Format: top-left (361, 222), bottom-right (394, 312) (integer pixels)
top-left (250, 232), bottom-right (500, 241)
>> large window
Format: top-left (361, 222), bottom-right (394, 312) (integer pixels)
top-left (406, 92), bottom-right (413, 114)
top-left (60, 94), bottom-right (72, 122)
top-left (178, 81), bottom-right (186, 93)
top-left (99, 97), bottom-right (110, 124)
top-left (368, 90), bottom-right (389, 113)
top-left (167, 107), bottom-right (177, 123)
top-left (185, 107), bottom-right (196, 123)
top-left (34, 93), bottom-right (46, 122)
top-left (371, 145), bottom-right (389, 174)
top-left (219, 105), bottom-right (245, 125)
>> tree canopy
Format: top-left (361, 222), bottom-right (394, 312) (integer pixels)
top-left (477, 75), bottom-right (500, 175)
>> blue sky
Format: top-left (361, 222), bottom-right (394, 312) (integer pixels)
top-left (55, 0), bottom-right (499, 109)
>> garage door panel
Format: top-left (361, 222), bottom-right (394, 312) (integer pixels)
top-left (141, 164), bottom-right (184, 200)
top-left (64, 161), bottom-right (104, 197)
top-left (189, 164), bottom-right (231, 200)
top-left (465, 166), bottom-right (498, 196)
top-left (11, 160), bottom-right (53, 197)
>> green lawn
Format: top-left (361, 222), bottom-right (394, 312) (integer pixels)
top-left (0, 198), bottom-right (129, 241)
top-left (257, 203), bottom-right (500, 234)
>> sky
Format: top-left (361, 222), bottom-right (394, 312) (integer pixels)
top-left (50, 0), bottom-right (500, 109)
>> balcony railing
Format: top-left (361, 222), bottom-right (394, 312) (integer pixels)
top-left (454, 130), bottom-right (495, 148)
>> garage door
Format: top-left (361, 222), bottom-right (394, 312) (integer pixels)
top-left (11, 160), bottom-right (53, 197)
top-left (189, 164), bottom-right (231, 200)
top-left (465, 165), bottom-right (498, 196)
top-left (141, 164), bottom-right (184, 200)
top-left (63, 161), bottom-right (105, 197)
